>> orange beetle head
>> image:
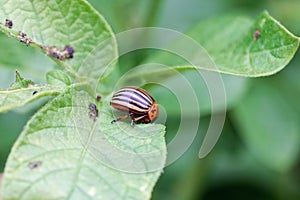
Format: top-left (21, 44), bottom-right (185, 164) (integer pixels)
top-left (148, 102), bottom-right (159, 122)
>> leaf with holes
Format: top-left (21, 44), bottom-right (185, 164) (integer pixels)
top-left (0, 0), bottom-right (118, 84)
top-left (1, 84), bottom-right (166, 199)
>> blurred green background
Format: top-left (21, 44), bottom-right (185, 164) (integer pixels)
top-left (1, 0), bottom-right (300, 199)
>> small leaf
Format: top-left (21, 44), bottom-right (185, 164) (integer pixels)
top-left (46, 69), bottom-right (72, 86)
top-left (0, 0), bottom-right (118, 84)
top-left (232, 83), bottom-right (300, 172)
top-left (9, 70), bottom-right (34, 90)
top-left (0, 71), bottom-right (63, 113)
top-left (0, 84), bottom-right (63, 113)
top-left (2, 84), bottom-right (166, 199)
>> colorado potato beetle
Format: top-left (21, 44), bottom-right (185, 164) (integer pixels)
top-left (110, 86), bottom-right (159, 126)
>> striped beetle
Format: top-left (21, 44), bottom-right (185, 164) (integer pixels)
top-left (110, 86), bottom-right (159, 126)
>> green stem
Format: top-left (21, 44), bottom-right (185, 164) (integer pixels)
top-left (0, 24), bottom-right (81, 82)
top-left (144, 0), bottom-right (163, 27)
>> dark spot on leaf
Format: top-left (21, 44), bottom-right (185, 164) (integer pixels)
top-left (19, 31), bottom-right (26, 37)
top-left (253, 29), bottom-right (261, 41)
top-left (17, 31), bottom-right (32, 46)
top-left (64, 45), bottom-right (74, 58)
top-left (89, 103), bottom-right (98, 122)
top-left (43, 45), bottom-right (75, 60)
top-left (32, 90), bottom-right (38, 95)
top-left (28, 161), bottom-right (42, 170)
top-left (96, 95), bottom-right (102, 102)
top-left (5, 19), bottom-right (13, 29)
top-left (52, 52), bottom-right (60, 59)
top-left (89, 103), bottom-right (96, 110)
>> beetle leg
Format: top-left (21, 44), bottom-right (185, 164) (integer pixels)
top-left (131, 115), bottom-right (148, 127)
top-left (111, 112), bottom-right (134, 124)
top-left (131, 120), bottom-right (135, 127)
top-left (111, 115), bottom-right (129, 124)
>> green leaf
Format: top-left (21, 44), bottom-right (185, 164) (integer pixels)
top-left (0, 34), bottom-right (56, 88)
top-left (0, 0), bottom-right (118, 84)
top-left (150, 72), bottom-right (248, 117)
top-left (0, 85), bottom-right (62, 113)
top-left (189, 11), bottom-right (300, 76)
top-left (2, 85), bottom-right (166, 199)
top-left (232, 83), bottom-right (300, 172)
top-left (9, 71), bottom-right (34, 90)
top-left (123, 11), bottom-right (299, 83)
top-left (46, 69), bottom-right (72, 86)
top-left (0, 71), bottom-right (63, 113)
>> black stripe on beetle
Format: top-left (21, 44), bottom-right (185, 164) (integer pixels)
top-left (113, 94), bottom-right (152, 108)
top-left (111, 97), bottom-right (150, 113)
top-left (116, 87), bottom-right (154, 104)
top-left (110, 86), bottom-right (159, 126)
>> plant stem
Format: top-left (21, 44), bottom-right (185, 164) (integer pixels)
top-left (144, 0), bottom-right (163, 27)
